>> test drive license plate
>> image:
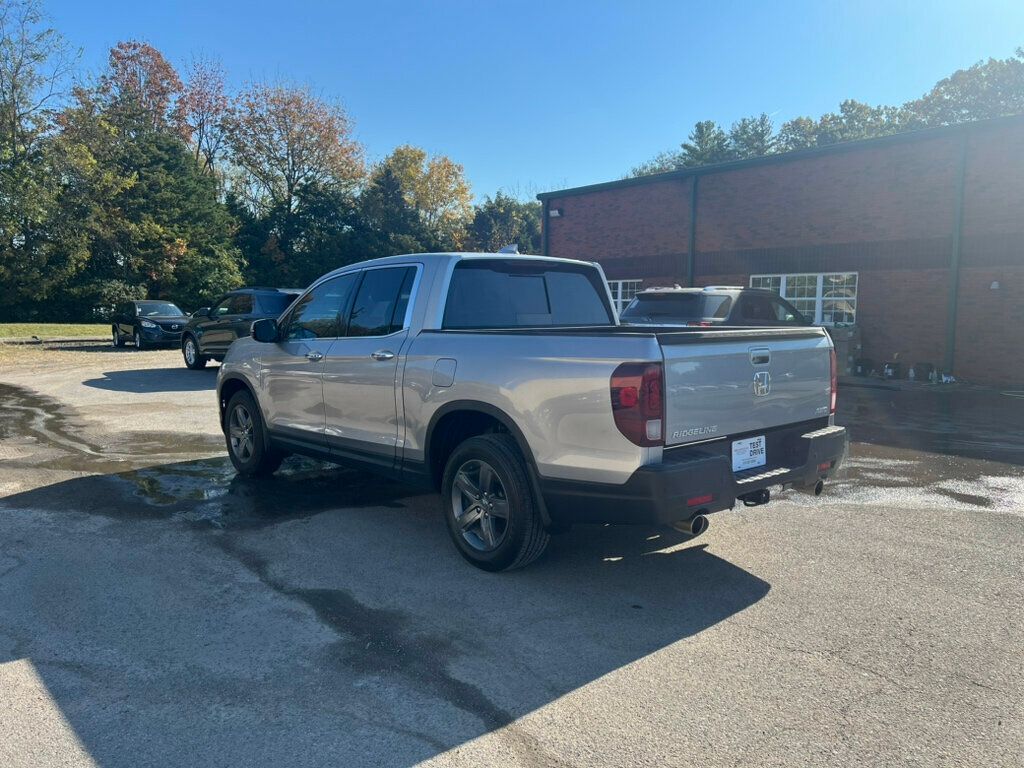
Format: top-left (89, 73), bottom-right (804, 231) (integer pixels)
top-left (732, 435), bottom-right (766, 472)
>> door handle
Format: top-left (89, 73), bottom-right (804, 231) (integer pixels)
top-left (306, 351), bottom-right (324, 362)
top-left (371, 350), bottom-right (395, 361)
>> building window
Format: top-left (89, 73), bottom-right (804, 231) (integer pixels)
top-left (750, 272), bottom-right (857, 325)
top-left (607, 279), bottom-right (643, 312)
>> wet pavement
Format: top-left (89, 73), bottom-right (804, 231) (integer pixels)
top-left (839, 383), bottom-right (1024, 466)
top-left (0, 349), bottom-right (1022, 767)
top-left (4, 373), bottom-right (1020, 532)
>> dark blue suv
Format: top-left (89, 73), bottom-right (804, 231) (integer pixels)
top-left (111, 300), bottom-right (190, 349)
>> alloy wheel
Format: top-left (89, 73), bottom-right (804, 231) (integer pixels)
top-left (450, 459), bottom-right (510, 551)
top-left (228, 404), bottom-right (255, 462)
top-left (184, 339), bottom-right (197, 366)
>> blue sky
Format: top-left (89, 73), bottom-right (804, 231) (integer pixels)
top-left (46, 0), bottom-right (1024, 200)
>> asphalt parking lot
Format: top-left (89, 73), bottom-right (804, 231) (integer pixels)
top-left (1, 345), bottom-right (1022, 767)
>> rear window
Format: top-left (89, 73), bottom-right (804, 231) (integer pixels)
top-left (442, 260), bottom-right (613, 329)
top-left (621, 293), bottom-right (732, 322)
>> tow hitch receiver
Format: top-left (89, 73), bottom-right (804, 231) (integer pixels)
top-left (739, 488), bottom-right (771, 507)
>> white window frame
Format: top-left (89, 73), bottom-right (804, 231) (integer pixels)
top-left (749, 272), bottom-right (858, 326)
top-left (607, 279), bottom-right (643, 313)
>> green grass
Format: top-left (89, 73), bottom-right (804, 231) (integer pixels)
top-left (0, 323), bottom-right (109, 339)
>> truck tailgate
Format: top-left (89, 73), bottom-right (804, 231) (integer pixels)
top-left (660, 328), bottom-right (833, 447)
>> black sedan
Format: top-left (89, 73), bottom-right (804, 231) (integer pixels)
top-left (111, 301), bottom-right (190, 349)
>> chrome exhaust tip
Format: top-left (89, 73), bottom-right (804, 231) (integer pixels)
top-left (794, 480), bottom-right (825, 496)
top-left (672, 512), bottom-right (709, 537)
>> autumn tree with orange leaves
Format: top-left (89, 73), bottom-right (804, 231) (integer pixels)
top-left (50, 36), bottom-right (243, 314)
top-left (227, 81), bottom-right (364, 215)
top-left (176, 55), bottom-right (230, 174)
top-left (0, 4), bottom-right (531, 319)
top-left (99, 40), bottom-right (182, 132)
top-left (372, 145), bottom-right (473, 249)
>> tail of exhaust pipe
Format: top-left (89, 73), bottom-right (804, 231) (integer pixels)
top-left (672, 512), bottom-right (709, 537)
top-left (794, 480), bottom-right (825, 496)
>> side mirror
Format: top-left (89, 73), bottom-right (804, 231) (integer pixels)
top-left (251, 318), bottom-right (279, 343)
top-left (194, 307), bottom-right (210, 318)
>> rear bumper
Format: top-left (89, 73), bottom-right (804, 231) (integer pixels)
top-left (540, 422), bottom-right (848, 526)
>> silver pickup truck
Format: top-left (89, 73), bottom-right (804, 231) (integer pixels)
top-left (216, 252), bottom-right (847, 570)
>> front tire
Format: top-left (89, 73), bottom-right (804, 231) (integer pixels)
top-left (182, 335), bottom-right (207, 369)
top-left (442, 434), bottom-right (550, 571)
top-left (225, 390), bottom-right (283, 477)
top-left (134, 330), bottom-right (146, 350)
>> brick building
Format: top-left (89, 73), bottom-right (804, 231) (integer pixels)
top-left (537, 116), bottom-right (1024, 386)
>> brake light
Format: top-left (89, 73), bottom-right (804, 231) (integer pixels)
top-left (829, 346), bottom-right (838, 414)
top-left (611, 362), bottom-right (664, 447)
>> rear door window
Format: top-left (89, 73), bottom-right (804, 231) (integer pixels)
top-left (707, 295), bottom-right (733, 319)
top-left (738, 294), bottom-right (777, 324)
top-left (346, 267), bottom-right (417, 337)
top-left (737, 293), bottom-right (807, 325)
top-left (443, 260), bottom-right (612, 329)
top-left (258, 293), bottom-right (298, 316)
top-left (228, 294), bottom-right (253, 315)
top-left (768, 297), bottom-right (806, 325)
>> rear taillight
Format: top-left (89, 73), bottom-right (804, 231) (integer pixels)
top-left (829, 346), bottom-right (838, 414)
top-left (611, 362), bottom-right (664, 447)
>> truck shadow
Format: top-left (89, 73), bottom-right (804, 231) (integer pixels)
top-left (0, 457), bottom-right (770, 767)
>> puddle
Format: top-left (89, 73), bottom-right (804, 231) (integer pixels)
top-left (837, 385), bottom-right (1024, 465)
top-left (4, 377), bottom-right (1023, 528)
top-left (0, 382), bottom-right (106, 454)
top-left (800, 441), bottom-right (1024, 516)
top-left (0, 380), bottom-right (426, 529)
top-left (932, 487), bottom-right (994, 508)
top-left (0, 382), bottom-right (221, 474)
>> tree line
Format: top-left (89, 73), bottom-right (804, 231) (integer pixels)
top-left (631, 48), bottom-right (1024, 175)
top-left (0, 0), bottom-right (541, 321)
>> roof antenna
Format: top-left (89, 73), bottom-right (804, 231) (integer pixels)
top-left (498, 244), bottom-right (519, 254)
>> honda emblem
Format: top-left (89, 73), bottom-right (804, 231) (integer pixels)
top-left (753, 371), bottom-right (771, 396)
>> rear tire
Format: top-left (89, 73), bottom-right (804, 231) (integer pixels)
top-left (225, 390), bottom-right (283, 477)
top-left (441, 434), bottom-right (550, 571)
top-left (112, 327), bottom-right (124, 348)
top-left (182, 335), bottom-right (207, 369)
